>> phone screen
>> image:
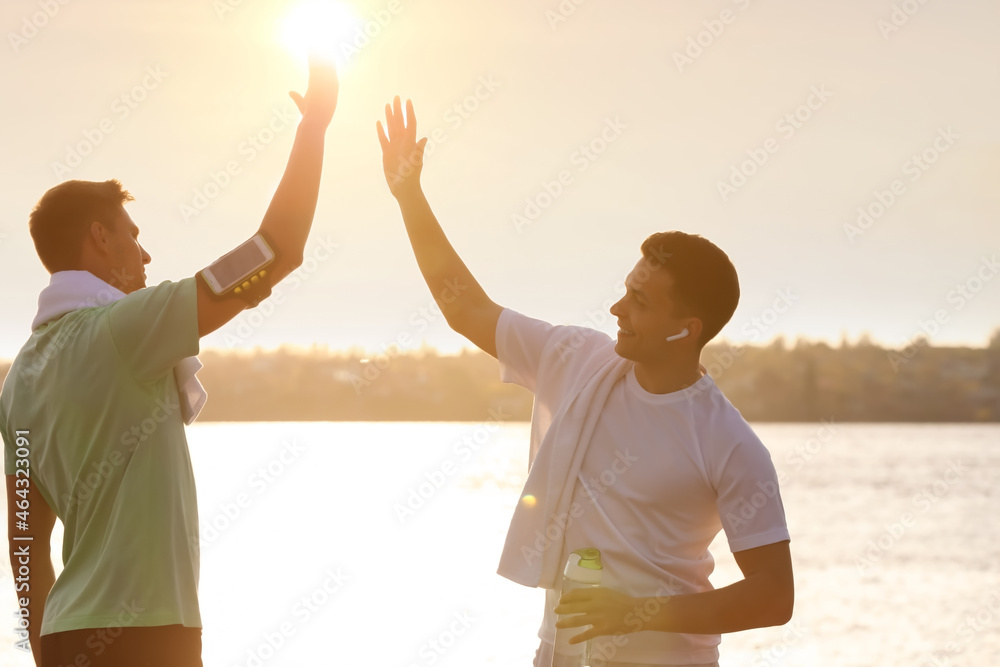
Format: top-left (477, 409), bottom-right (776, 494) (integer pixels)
top-left (211, 242), bottom-right (269, 290)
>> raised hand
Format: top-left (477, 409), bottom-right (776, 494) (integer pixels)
top-left (376, 96), bottom-right (428, 199)
top-left (289, 58), bottom-right (339, 129)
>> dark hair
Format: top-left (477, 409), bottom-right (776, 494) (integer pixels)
top-left (28, 179), bottom-right (134, 273)
top-left (640, 231), bottom-right (740, 346)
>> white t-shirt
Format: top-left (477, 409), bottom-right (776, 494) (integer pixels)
top-left (496, 308), bottom-right (790, 665)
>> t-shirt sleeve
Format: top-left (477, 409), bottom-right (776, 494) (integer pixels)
top-left (496, 308), bottom-right (618, 396)
top-left (495, 308), bottom-right (561, 393)
top-left (714, 435), bottom-right (791, 553)
top-left (107, 278), bottom-right (200, 384)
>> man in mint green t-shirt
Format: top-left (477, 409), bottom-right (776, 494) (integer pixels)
top-left (2, 61), bottom-right (338, 667)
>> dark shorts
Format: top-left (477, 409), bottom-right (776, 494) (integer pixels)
top-left (534, 640), bottom-right (719, 667)
top-left (40, 624), bottom-right (202, 667)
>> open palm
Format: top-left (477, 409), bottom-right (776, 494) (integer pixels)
top-left (289, 59), bottom-right (339, 128)
top-left (376, 96), bottom-right (428, 198)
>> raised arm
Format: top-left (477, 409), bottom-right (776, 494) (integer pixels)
top-left (196, 60), bottom-right (339, 337)
top-left (6, 474), bottom-right (56, 666)
top-left (377, 96), bottom-right (502, 357)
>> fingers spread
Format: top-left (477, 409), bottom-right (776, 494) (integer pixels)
top-left (384, 103), bottom-right (394, 139)
top-left (414, 136), bottom-right (428, 164)
top-left (406, 98), bottom-right (416, 135)
top-left (376, 121), bottom-right (389, 151)
top-left (392, 95), bottom-right (404, 135)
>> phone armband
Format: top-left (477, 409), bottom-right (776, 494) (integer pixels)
top-left (199, 233), bottom-right (276, 307)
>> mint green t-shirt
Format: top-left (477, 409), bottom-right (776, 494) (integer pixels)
top-left (1, 278), bottom-right (202, 635)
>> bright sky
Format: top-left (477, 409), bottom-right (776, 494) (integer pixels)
top-left (1, 0), bottom-right (998, 359)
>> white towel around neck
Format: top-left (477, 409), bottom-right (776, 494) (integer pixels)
top-left (497, 348), bottom-right (632, 590)
top-left (31, 270), bottom-right (207, 425)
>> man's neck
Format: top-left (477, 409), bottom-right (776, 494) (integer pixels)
top-left (75, 263), bottom-right (116, 290)
top-left (632, 357), bottom-right (704, 395)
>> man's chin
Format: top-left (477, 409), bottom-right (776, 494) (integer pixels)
top-left (613, 339), bottom-right (638, 361)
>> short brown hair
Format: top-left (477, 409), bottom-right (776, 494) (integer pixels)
top-left (640, 231), bottom-right (740, 346)
top-left (28, 179), bottom-right (134, 273)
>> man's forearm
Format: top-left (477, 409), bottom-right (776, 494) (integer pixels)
top-left (27, 558), bottom-right (54, 665)
top-left (641, 572), bottom-right (792, 635)
top-left (257, 118), bottom-right (328, 275)
top-left (394, 187), bottom-right (491, 321)
top-left (8, 544), bottom-right (54, 665)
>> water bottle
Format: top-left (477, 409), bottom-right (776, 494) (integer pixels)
top-left (552, 547), bottom-right (603, 667)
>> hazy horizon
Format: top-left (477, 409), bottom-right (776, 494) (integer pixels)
top-left (4, 327), bottom-right (999, 364)
top-left (2, 0), bottom-right (998, 359)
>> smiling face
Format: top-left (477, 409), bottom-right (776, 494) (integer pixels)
top-left (102, 207), bottom-right (150, 294)
top-left (609, 258), bottom-right (701, 364)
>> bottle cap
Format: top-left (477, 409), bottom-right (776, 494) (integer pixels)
top-left (573, 548), bottom-right (602, 570)
top-left (564, 547), bottom-right (603, 585)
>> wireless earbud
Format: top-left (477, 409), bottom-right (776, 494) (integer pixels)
top-left (665, 328), bottom-right (689, 342)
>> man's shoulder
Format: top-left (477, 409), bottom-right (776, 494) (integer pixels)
top-left (506, 310), bottom-right (612, 356)
top-left (10, 311), bottom-right (89, 365)
top-left (694, 382), bottom-right (767, 449)
top-left (104, 278), bottom-right (198, 342)
top-left (546, 325), bottom-right (615, 362)
top-left (498, 308), bottom-right (619, 399)
top-left (112, 277), bottom-right (196, 309)
top-left (5, 307), bottom-right (125, 397)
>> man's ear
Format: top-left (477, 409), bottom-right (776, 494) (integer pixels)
top-left (685, 317), bottom-right (704, 343)
top-left (88, 220), bottom-right (111, 254)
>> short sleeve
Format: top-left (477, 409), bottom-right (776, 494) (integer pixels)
top-left (495, 309), bottom-right (561, 393)
top-left (497, 308), bottom-right (619, 395)
top-left (714, 438), bottom-right (791, 553)
top-left (107, 278), bottom-right (200, 384)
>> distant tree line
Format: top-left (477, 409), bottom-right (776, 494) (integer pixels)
top-left (2, 333), bottom-right (998, 422)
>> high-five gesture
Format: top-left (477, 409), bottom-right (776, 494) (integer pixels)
top-left (199, 58), bottom-right (334, 335)
top-left (377, 96), bottom-right (428, 198)
top-left (289, 58), bottom-right (340, 129)
top-left (376, 94), bottom-right (501, 356)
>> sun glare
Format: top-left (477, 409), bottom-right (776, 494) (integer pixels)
top-left (279, 0), bottom-right (364, 68)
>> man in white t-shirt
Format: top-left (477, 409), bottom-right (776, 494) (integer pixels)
top-left (377, 97), bottom-right (793, 666)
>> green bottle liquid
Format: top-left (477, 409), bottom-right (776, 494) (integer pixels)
top-left (553, 548), bottom-right (603, 667)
